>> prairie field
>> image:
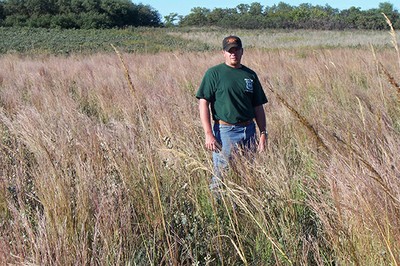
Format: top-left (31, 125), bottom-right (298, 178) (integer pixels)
top-left (0, 29), bottom-right (400, 265)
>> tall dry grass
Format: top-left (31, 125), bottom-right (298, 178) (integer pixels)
top-left (0, 37), bottom-right (399, 265)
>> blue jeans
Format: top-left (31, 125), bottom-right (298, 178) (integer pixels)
top-left (210, 122), bottom-right (256, 192)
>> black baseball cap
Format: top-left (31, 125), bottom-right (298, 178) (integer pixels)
top-left (222, 36), bottom-right (242, 51)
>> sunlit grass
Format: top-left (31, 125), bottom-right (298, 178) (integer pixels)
top-left (0, 29), bottom-right (399, 264)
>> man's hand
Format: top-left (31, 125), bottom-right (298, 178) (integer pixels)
top-left (258, 133), bottom-right (267, 152)
top-left (199, 99), bottom-right (221, 152)
top-left (205, 133), bottom-right (221, 152)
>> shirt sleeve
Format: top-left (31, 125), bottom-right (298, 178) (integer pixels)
top-left (196, 68), bottom-right (216, 102)
top-left (252, 74), bottom-right (268, 106)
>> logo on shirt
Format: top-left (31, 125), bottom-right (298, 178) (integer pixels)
top-left (244, 78), bottom-right (254, 93)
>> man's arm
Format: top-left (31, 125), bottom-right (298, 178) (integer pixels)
top-left (254, 105), bottom-right (267, 152)
top-left (199, 99), bottom-right (220, 151)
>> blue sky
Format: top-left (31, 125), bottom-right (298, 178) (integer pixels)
top-left (138, 1), bottom-right (399, 19)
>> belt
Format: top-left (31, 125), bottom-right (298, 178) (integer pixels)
top-left (215, 120), bottom-right (253, 126)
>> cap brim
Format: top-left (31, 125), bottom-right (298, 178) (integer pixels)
top-left (224, 44), bottom-right (240, 51)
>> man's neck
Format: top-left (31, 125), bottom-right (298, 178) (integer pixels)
top-left (225, 62), bottom-right (242, 69)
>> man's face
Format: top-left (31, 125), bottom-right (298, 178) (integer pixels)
top-left (223, 47), bottom-right (243, 68)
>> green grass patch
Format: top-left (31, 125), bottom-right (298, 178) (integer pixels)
top-left (0, 27), bottom-right (213, 55)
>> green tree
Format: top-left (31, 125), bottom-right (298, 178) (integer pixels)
top-left (70, 0), bottom-right (85, 13)
top-left (177, 1), bottom-right (400, 30)
top-left (340, 6), bottom-right (362, 29)
top-left (0, 2), bottom-right (4, 22)
top-left (379, 2), bottom-right (395, 15)
top-left (273, 2), bottom-right (294, 13)
top-left (249, 2), bottom-right (263, 16)
top-left (358, 9), bottom-right (387, 29)
top-left (179, 7), bottom-right (210, 26)
top-left (100, 0), bottom-right (133, 27)
top-left (1, 0), bottom-right (161, 28)
top-left (211, 8), bottom-right (238, 28)
top-left (267, 2), bottom-right (295, 28)
top-left (55, 0), bottom-right (72, 13)
top-left (50, 13), bottom-right (79, 28)
top-left (24, 0), bottom-right (56, 16)
top-left (207, 8), bottom-right (225, 24)
top-left (79, 11), bottom-right (111, 29)
top-left (292, 3), bottom-right (312, 23)
top-left (379, 1), bottom-right (399, 28)
top-left (133, 3), bottom-right (161, 26)
top-left (164, 12), bottom-right (178, 27)
top-left (237, 13), bottom-right (262, 28)
top-left (236, 4), bottom-right (249, 14)
top-left (3, 0), bottom-right (27, 16)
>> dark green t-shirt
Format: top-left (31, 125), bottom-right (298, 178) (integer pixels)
top-left (196, 63), bottom-right (268, 124)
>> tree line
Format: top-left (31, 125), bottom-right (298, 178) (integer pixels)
top-left (0, 0), bottom-right (161, 29)
top-left (0, 0), bottom-right (399, 30)
top-left (173, 2), bottom-right (400, 30)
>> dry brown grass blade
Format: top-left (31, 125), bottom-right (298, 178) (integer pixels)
top-left (111, 43), bottom-right (147, 130)
top-left (378, 61), bottom-right (400, 97)
top-left (110, 44), bottom-right (136, 97)
top-left (382, 13), bottom-right (400, 70)
top-left (111, 44), bottom-right (174, 263)
top-left (265, 79), bottom-right (331, 154)
top-left (332, 132), bottom-right (400, 206)
top-left (266, 79), bottom-right (399, 206)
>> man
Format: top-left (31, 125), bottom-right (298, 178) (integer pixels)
top-left (196, 35), bottom-right (268, 192)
